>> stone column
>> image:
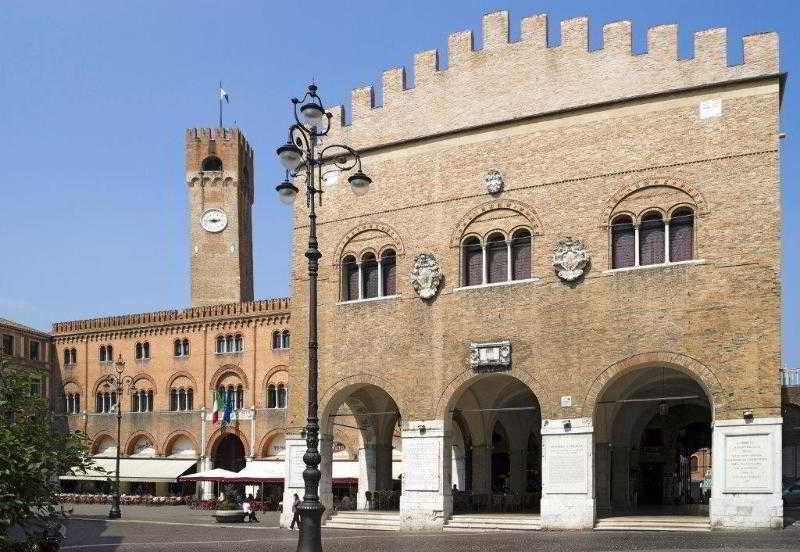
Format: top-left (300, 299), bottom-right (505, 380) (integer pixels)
top-left (319, 433), bottom-right (334, 520)
top-left (375, 443), bottom-right (394, 491)
top-left (199, 457), bottom-right (213, 499)
top-left (280, 435), bottom-right (307, 528)
top-left (471, 444), bottom-right (491, 493)
top-left (399, 420), bottom-right (451, 531)
top-left (357, 443), bottom-right (377, 510)
top-left (540, 417), bottom-right (595, 529)
top-left (710, 417), bottom-right (783, 529)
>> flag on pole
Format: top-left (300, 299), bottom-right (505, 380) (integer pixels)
top-left (223, 391), bottom-right (233, 424)
top-left (212, 387), bottom-right (224, 424)
top-left (220, 88), bottom-right (230, 103)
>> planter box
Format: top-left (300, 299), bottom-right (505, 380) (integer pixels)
top-left (213, 510), bottom-right (246, 523)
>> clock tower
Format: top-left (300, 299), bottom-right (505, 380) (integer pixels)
top-left (185, 127), bottom-right (254, 307)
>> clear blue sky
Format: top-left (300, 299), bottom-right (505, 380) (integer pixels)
top-left (0, 1), bottom-right (797, 366)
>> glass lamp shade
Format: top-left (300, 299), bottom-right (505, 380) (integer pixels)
top-left (300, 103), bottom-right (325, 127)
top-left (276, 180), bottom-right (299, 204)
top-left (348, 171), bottom-right (372, 196)
top-left (276, 143), bottom-right (303, 170)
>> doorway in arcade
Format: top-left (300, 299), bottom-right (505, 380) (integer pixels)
top-left (594, 366), bottom-right (712, 516)
top-left (449, 373), bottom-right (541, 513)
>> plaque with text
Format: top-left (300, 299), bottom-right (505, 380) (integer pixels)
top-left (724, 433), bottom-right (772, 493)
top-left (545, 437), bottom-right (588, 494)
top-left (289, 446), bottom-right (306, 488)
top-left (404, 439), bottom-right (440, 491)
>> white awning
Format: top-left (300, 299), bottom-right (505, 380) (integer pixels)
top-left (232, 461), bottom-right (285, 482)
top-left (332, 461), bottom-right (358, 480)
top-left (61, 457), bottom-right (197, 483)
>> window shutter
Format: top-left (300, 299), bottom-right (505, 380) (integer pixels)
top-left (669, 213), bottom-right (694, 262)
top-left (640, 219), bottom-right (665, 265)
top-left (487, 240), bottom-right (508, 283)
top-left (512, 236), bottom-right (531, 280)
top-left (363, 261), bottom-right (379, 298)
top-left (464, 244), bottom-right (482, 286)
top-left (382, 257), bottom-right (396, 295)
top-left (612, 222), bottom-right (635, 268)
top-left (346, 262), bottom-right (359, 300)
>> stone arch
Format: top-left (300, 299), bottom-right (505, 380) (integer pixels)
top-left (257, 429), bottom-right (287, 458)
top-left (599, 177), bottom-right (709, 228)
top-left (207, 426), bottom-right (251, 457)
top-left (125, 431), bottom-right (160, 456)
top-left (90, 433), bottom-right (116, 455)
top-left (167, 371), bottom-right (198, 391)
top-left (435, 366), bottom-right (548, 421)
top-left (261, 365), bottom-right (289, 390)
top-left (163, 430), bottom-right (199, 457)
top-left (131, 372), bottom-right (157, 393)
top-left (62, 378), bottom-right (82, 393)
top-left (209, 364), bottom-right (248, 389)
top-left (320, 373), bottom-right (407, 423)
top-left (449, 199), bottom-right (543, 248)
top-left (581, 351), bottom-right (724, 418)
top-left (333, 221), bottom-right (406, 266)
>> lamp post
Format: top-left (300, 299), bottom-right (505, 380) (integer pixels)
top-left (104, 354), bottom-right (135, 519)
top-left (275, 84), bottom-right (371, 552)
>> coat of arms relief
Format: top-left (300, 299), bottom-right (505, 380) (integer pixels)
top-left (410, 253), bottom-right (442, 299)
top-left (552, 238), bottom-right (590, 281)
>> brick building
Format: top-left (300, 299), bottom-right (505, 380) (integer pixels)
top-left (1, 318), bottom-right (56, 408)
top-left (278, 11), bottom-right (791, 531)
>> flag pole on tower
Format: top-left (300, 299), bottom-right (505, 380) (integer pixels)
top-left (218, 81), bottom-right (230, 128)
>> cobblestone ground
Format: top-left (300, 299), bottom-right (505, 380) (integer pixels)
top-left (61, 505), bottom-right (800, 552)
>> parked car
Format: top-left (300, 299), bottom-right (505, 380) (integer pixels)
top-left (783, 483), bottom-right (800, 507)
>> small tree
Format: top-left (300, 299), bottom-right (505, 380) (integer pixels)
top-left (0, 360), bottom-right (96, 550)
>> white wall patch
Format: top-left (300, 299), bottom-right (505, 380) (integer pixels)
top-left (700, 98), bottom-right (722, 119)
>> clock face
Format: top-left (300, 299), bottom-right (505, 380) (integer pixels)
top-left (201, 209), bottom-right (227, 233)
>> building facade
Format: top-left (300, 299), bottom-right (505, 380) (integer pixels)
top-left (1, 318), bottom-right (56, 409)
top-left (280, 12), bottom-right (788, 530)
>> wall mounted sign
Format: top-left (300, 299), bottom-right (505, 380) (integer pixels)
top-left (469, 341), bottom-right (511, 372)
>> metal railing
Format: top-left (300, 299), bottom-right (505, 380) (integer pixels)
top-left (782, 369), bottom-right (800, 387)
top-left (452, 492), bottom-right (540, 514)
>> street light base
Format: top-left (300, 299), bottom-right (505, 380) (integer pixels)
top-left (108, 506), bottom-right (121, 519)
top-left (296, 502), bottom-right (325, 552)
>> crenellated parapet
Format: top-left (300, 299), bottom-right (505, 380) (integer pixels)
top-left (51, 298), bottom-right (290, 338)
top-left (324, 11), bottom-right (779, 151)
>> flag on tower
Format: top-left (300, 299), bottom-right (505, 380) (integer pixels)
top-left (220, 88), bottom-right (230, 103)
top-left (212, 387), bottom-right (224, 423)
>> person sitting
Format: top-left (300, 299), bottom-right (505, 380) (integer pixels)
top-left (340, 495), bottom-right (353, 511)
top-left (242, 494), bottom-right (259, 523)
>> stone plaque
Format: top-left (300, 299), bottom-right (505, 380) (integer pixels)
top-left (545, 437), bottom-right (588, 494)
top-left (724, 434), bottom-right (772, 493)
top-left (404, 438), bottom-right (440, 491)
top-left (288, 446), bottom-right (307, 488)
top-left (699, 98), bottom-right (722, 119)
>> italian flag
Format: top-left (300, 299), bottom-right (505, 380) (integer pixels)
top-left (212, 388), bottom-right (224, 423)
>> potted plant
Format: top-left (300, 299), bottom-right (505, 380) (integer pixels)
top-left (213, 485), bottom-right (246, 523)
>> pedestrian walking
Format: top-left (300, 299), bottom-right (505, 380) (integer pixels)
top-left (243, 494), bottom-right (259, 523)
top-left (289, 493), bottom-right (302, 530)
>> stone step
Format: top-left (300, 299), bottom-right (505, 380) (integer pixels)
top-left (331, 511), bottom-right (400, 518)
top-left (324, 521), bottom-right (400, 531)
top-left (444, 515), bottom-right (542, 532)
top-left (595, 517), bottom-right (710, 532)
top-left (594, 524), bottom-right (711, 532)
top-left (323, 511), bottom-right (401, 532)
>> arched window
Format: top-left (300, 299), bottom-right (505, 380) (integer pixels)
top-left (267, 384), bottom-right (277, 408)
top-left (361, 253), bottom-right (379, 299)
top-left (72, 348), bottom-right (77, 364)
top-left (66, 393), bottom-right (81, 414)
top-left (147, 390), bottom-right (153, 412)
top-left (234, 334), bottom-right (243, 352)
top-left (639, 211), bottom-right (665, 266)
top-left (182, 339), bottom-right (189, 356)
top-left (669, 207), bottom-right (694, 262)
top-left (99, 345), bottom-right (112, 362)
top-left (174, 339), bottom-right (182, 357)
top-left (135, 342), bottom-right (143, 360)
top-left (225, 335), bottom-right (234, 353)
top-left (462, 237), bottom-right (483, 287)
top-left (486, 233), bottom-right (507, 284)
top-left (342, 255), bottom-right (358, 301)
top-left (178, 389), bottom-right (186, 411)
top-left (216, 336), bottom-right (225, 354)
top-left (97, 392), bottom-right (116, 413)
top-left (611, 215), bottom-right (635, 269)
top-left (187, 388), bottom-right (193, 410)
top-left (236, 384), bottom-right (244, 410)
top-left (277, 384), bottom-right (287, 408)
top-left (143, 342), bottom-right (150, 359)
top-left (511, 229), bottom-right (532, 280)
top-left (272, 330), bottom-right (281, 349)
top-left (132, 391), bottom-right (139, 412)
top-left (64, 349), bottom-right (70, 365)
top-left (170, 388), bottom-right (178, 411)
top-left (381, 249), bottom-right (396, 296)
top-left (202, 156), bottom-right (223, 171)
top-left (282, 330), bottom-right (290, 349)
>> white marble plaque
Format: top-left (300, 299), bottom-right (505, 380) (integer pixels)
top-left (545, 437), bottom-right (588, 494)
top-left (699, 98), bottom-right (722, 119)
top-left (724, 433), bottom-right (772, 493)
top-left (404, 438), bottom-right (440, 491)
top-left (288, 446), bottom-right (306, 488)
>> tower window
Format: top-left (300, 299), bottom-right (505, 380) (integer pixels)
top-left (202, 156), bottom-right (223, 171)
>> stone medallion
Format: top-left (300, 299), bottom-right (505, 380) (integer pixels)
top-left (410, 253), bottom-right (442, 299)
top-left (553, 238), bottom-right (590, 281)
top-left (485, 170), bottom-right (504, 194)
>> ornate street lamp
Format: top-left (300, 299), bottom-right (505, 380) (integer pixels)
top-left (275, 84), bottom-right (370, 552)
top-left (103, 355), bottom-right (135, 519)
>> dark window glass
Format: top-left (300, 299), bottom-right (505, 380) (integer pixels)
top-left (202, 156), bottom-right (223, 171)
top-left (108, 346), bottom-right (113, 361)
top-left (511, 230), bottom-right (532, 280)
top-left (187, 388), bottom-right (193, 410)
top-left (30, 341), bottom-right (39, 361)
top-left (174, 340), bottom-right (182, 357)
top-left (75, 394), bottom-right (80, 413)
top-left (135, 343), bottom-right (142, 360)
top-left (463, 238), bottom-right (483, 286)
top-left (277, 384), bottom-right (287, 408)
top-left (381, 250), bottom-right (396, 295)
top-left (216, 336), bottom-right (224, 353)
top-left (640, 212), bottom-right (665, 266)
top-left (179, 389), bottom-right (186, 411)
top-left (132, 392), bottom-right (139, 412)
top-left (236, 385), bottom-right (244, 409)
top-left (486, 234), bottom-right (508, 283)
top-left (1, 335), bottom-right (12, 356)
top-left (64, 349), bottom-right (70, 365)
top-left (147, 390), bottom-right (153, 412)
top-left (282, 330), bottom-right (290, 349)
top-left (272, 331), bottom-right (280, 349)
top-left (182, 339), bottom-right (189, 356)
top-left (343, 256), bottom-right (359, 301)
top-left (96, 393), bottom-right (103, 413)
top-left (143, 342), bottom-right (149, 359)
top-left (362, 254), bottom-right (378, 299)
top-left (170, 389), bottom-right (178, 411)
top-left (234, 334), bottom-right (243, 352)
top-left (225, 335), bottom-right (233, 353)
top-left (669, 208), bottom-right (694, 262)
top-left (611, 216), bottom-right (635, 268)
top-left (267, 385), bottom-right (276, 408)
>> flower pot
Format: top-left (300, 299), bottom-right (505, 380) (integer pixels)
top-left (213, 510), bottom-right (246, 523)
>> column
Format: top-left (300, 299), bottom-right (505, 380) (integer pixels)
top-left (506, 240), bottom-right (513, 281)
top-left (357, 262), bottom-right (363, 300)
top-left (481, 245), bottom-right (488, 284)
top-left (470, 444), bottom-right (491, 494)
top-left (319, 433), bottom-right (334, 519)
top-left (377, 259), bottom-right (384, 297)
top-left (664, 220), bottom-right (670, 263)
top-left (633, 224), bottom-right (640, 266)
top-left (280, 434), bottom-right (308, 528)
top-left (540, 417), bottom-right (595, 530)
top-left (709, 417), bottom-right (783, 529)
top-left (357, 443), bottom-right (377, 510)
top-left (399, 420), bottom-right (452, 531)
top-left (199, 457), bottom-right (213, 499)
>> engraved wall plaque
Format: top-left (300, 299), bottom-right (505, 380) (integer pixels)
top-left (545, 437), bottom-right (589, 494)
top-left (404, 438), bottom-right (440, 491)
top-left (289, 446), bottom-right (307, 488)
top-left (724, 433), bottom-right (773, 493)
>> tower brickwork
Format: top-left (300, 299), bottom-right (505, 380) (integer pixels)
top-left (186, 128), bottom-right (255, 307)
